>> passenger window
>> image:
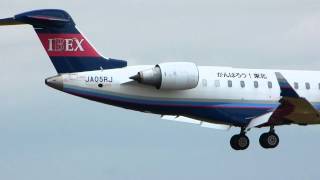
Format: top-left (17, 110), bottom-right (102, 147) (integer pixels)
top-left (268, 81), bottom-right (272, 89)
top-left (306, 82), bottom-right (310, 90)
top-left (214, 80), bottom-right (220, 87)
top-left (202, 79), bottom-right (207, 87)
top-left (240, 81), bottom-right (245, 88)
top-left (228, 80), bottom-right (232, 88)
top-left (294, 82), bottom-right (299, 89)
top-left (254, 81), bottom-right (258, 88)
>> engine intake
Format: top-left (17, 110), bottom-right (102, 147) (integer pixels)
top-left (130, 62), bottom-right (199, 90)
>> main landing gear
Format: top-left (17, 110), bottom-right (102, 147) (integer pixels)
top-left (230, 126), bottom-right (280, 150)
top-left (230, 128), bottom-right (249, 150)
top-left (259, 126), bottom-right (279, 149)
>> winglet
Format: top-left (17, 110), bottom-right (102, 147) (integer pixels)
top-left (275, 72), bottom-right (299, 98)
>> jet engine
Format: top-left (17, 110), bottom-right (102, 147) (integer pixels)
top-left (130, 62), bottom-right (199, 90)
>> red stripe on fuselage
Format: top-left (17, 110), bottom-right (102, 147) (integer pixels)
top-left (37, 33), bottom-right (100, 57)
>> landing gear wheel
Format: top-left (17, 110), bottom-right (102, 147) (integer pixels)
top-left (230, 135), bottom-right (240, 150)
top-left (230, 134), bottom-right (250, 150)
top-left (259, 132), bottom-right (279, 149)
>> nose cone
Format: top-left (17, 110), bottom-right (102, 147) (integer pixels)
top-left (45, 75), bottom-right (63, 91)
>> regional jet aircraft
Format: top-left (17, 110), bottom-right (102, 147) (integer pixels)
top-left (1, 9), bottom-right (319, 150)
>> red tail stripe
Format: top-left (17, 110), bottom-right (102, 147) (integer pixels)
top-left (37, 33), bottom-right (101, 57)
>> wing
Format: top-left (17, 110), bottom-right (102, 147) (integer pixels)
top-left (248, 72), bottom-right (320, 129)
top-left (161, 115), bottom-right (232, 130)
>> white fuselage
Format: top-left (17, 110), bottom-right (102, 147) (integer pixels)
top-left (56, 65), bottom-right (320, 126)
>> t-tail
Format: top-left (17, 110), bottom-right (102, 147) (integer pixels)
top-left (0, 9), bottom-right (127, 73)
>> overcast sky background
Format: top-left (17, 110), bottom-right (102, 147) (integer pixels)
top-left (0, 0), bottom-right (320, 179)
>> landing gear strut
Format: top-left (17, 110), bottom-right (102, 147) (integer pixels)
top-left (259, 126), bottom-right (279, 149)
top-left (230, 127), bottom-right (249, 150)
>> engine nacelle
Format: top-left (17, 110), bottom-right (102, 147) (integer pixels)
top-left (130, 62), bottom-right (199, 90)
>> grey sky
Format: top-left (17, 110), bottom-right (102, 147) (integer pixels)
top-left (0, 0), bottom-right (320, 179)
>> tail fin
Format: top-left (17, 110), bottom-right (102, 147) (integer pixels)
top-left (0, 9), bottom-right (127, 73)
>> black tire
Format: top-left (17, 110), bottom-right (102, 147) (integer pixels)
top-left (259, 132), bottom-right (279, 149)
top-left (230, 135), bottom-right (241, 150)
top-left (259, 133), bottom-right (269, 148)
top-left (230, 134), bottom-right (249, 150)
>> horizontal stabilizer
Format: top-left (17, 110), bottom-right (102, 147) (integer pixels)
top-left (0, 17), bottom-right (24, 26)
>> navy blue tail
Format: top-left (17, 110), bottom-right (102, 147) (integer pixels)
top-left (13, 9), bottom-right (127, 73)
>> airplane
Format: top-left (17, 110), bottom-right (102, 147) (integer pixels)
top-left (1, 9), bottom-right (320, 150)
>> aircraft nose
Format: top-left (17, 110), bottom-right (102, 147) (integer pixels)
top-left (45, 75), bottom-right (63, 91)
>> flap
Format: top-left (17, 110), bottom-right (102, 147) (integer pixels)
top-left (161, 115), bottom-right (231, 130)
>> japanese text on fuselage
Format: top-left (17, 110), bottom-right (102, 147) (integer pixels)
top-left (217, 72), bottom-right (267, 79)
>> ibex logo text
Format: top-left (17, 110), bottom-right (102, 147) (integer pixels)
top-left (47, 38), bottom-right (84, 52)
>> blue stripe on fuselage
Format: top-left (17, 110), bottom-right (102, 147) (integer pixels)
top-left (62, 85), bottom-right (282, 126)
